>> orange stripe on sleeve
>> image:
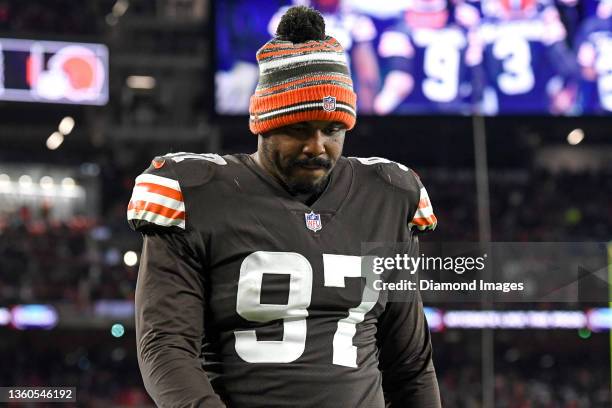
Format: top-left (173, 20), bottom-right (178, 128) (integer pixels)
top-left (411, 215), bottom-right (437, 226)
top-left (136, 182), bottom-right (183, 202)
top-left (128, 200), bottom-right (185, 220)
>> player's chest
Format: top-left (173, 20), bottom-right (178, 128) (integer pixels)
top-left (191, 183), bottom-right (407, 261)
top-left (204, 245), bottom-right (389, 355)
top-left (196, 193), bottom-right (403, 325)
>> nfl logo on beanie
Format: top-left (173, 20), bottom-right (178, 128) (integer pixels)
top-left (322, 96), bottom-right (337, 112)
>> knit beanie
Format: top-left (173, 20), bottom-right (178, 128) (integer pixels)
top-left (249, 6), bottom-right (357, 135)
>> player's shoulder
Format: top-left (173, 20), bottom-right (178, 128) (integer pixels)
top-left (158, 152), bottom-right (231, 184)
top-left (347, 156), bottom-right (421, 194)
top-left (127, 152), bottom-right (231, 232)
top-left (348, 156), bottom-right (437, 232)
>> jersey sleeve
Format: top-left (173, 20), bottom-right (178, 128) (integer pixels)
top-left (408, 173), bottom-right (438, 233)
top-left (127, 156), bottom-right (186, 232)
top-left (136, 229), bottom-right (226, 408)
top-left (376, 236), bottom-right (441, 407)
top-left (370, 162), bottom-right (439, 404)
top-left (130, 154), bottom-right (226, 407)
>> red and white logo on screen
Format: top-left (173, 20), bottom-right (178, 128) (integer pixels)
top-left (29, 45), bottom-right (106, 102)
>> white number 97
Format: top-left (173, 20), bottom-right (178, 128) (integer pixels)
top-left (235, 251), bottom-right (378, 367)
top-left (235, 252), bottom-right (312, 363)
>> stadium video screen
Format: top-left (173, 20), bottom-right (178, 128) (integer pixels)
top-left (0, 38), bottom-right (109, 105)
top-left (215, 0), bottom-right (612, 116)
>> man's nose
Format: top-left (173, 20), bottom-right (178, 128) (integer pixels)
top-left (302, 130), bottom-right (326, 157)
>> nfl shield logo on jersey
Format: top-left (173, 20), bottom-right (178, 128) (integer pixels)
top-left (322, 96), bottom-right (336, 112)
top-left (304, 211), bottom-right (322, 232)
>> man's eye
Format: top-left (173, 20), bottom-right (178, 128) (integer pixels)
top-left (324, 127), bottom-right (342, 134)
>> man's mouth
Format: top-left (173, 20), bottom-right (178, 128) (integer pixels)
top-left (298, 164), bottom-right (325, 170)
top-left (292, 158), bottom-right (331, 171)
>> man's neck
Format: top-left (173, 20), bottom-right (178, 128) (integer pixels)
top-left (292, 186), bottom-right (326, 207)
top-left (250, 152), bottom-right (327, 206)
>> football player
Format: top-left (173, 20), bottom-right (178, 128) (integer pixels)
top-left (574, 0), bottom-right (612, 114)
top-left (129, 6), bottom-right (441, 408)
top-left (476, 0), bottom-right (579, 114)
top-left (374, 0), bottom-right (478, 115)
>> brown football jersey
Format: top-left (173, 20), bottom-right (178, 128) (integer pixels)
top-left (128, 152), bottom-right (440, 408)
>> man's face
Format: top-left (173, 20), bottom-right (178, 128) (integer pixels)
top-left (258, 120), bottom-right (346, 195)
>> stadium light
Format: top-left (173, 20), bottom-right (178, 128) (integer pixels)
top-left (11, 305), bottom-right (58, 330)
top-left (0, 308), bottom-right (10, 326)
top-left (106, 14), bottom-right (118, 26)
top-left (112, 0), bottom-right (129, 17)
top-left (59, 116), bottom-right (75, 135)
top-left (61, 177), bottom-right (76, 189)
top-left (40, 176), bottom-right (55, 189)
top-left (567, 129), bottom-right (584, 145)
top-left (0, 174), bottom-right (9, 193)
top-left (126, 75), bottom-right (156, 90)
top-left (111, 323), bottom-right (125, 338)
top-left (123, 251), bottom-right (138, 267)
top-left (18, 175), bottom-right (32, 188)
top-left (46, 132), bottom-right (64, 150)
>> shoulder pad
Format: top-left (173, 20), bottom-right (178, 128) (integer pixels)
top-left (127, 152), bottom-right (227, 232)
top-left (350, 157), bottom-right (437, 232)
top-left (162, 152), bottom-right (227, 188)
top-left (350, 156), bottom-right (418, 193)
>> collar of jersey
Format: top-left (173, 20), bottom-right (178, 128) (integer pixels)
top-left (237, 154), bottom-right (353, 215)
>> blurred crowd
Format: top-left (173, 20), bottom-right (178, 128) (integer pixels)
top-left (0, 204), bottom-right (138, 305)
top-left (1, 331), bottom-right (153, 407)
top-left (439, 364), bottom-right (611, 407)
top-left (435, 331), bottom-right (612, 407)
top-left (428, 167), bottom-right (612, 242)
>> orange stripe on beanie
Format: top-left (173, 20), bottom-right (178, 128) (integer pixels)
top-left (249, 6), bottom-right (357, 135)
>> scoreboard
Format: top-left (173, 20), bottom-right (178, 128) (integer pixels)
top-left (0, 38), bottom-right (108, 106)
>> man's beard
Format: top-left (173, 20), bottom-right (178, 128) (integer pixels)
top-left (274, 154), bottom-right (333, 196)
top-left (285, 172), bottom-right (330, 196)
